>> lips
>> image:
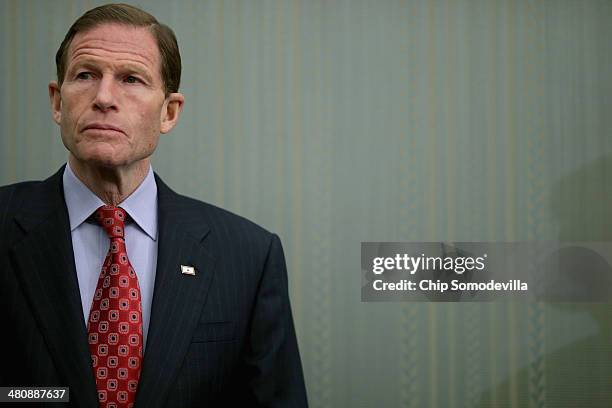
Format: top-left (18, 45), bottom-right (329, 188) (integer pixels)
top-left (82, 123), bottom-right (125, 134)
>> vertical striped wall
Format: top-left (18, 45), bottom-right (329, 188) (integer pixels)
top-left (1, 1), bottom-right (611, 406)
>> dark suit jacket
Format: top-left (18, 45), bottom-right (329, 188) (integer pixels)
top-left (0, 167), bottom-right (308, 407)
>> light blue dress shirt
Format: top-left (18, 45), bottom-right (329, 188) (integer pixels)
top-left (62, 162), bottom-right (158, 350)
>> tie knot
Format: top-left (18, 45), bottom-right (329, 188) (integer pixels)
top-left (95, 205), bottom-right (127, 239)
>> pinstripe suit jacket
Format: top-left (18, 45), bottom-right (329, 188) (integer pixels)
top-left (0, 167), bottom-right (308, 407)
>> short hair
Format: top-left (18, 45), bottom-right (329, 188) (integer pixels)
top-left (55, 3), bottom-right (181, 95)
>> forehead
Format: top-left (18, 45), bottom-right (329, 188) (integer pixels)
top-left (67, 23), bottom-right (160, 72)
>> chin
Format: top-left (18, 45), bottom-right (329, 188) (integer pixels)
top-left (77, 151), bottom-right (154, 171)
top-left (74, 152), bottom-right (129, 169)
top-left (92, 158), bottom-right (129, 169)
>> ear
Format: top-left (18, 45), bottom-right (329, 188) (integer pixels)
top-left (49, 81), bottom-right (62, 125)
top-left (160, 92), bottom-right (185, 134)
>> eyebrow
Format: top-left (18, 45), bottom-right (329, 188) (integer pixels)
top-left (68, 59), bottom-right (155, 83)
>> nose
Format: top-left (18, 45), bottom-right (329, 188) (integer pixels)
top-left (92, 75), bottom-right (117, 112)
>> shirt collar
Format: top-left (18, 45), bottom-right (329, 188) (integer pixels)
top-left (62, 162), bottom-right (158, 241)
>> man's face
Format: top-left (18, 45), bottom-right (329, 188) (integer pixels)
top-left (49, 23), bottom-right (183, 169)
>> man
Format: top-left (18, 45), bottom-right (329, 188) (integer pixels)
top-left (0, 3), bottom-right (308, 407)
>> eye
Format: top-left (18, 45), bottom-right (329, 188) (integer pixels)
top-left (124, 75), bottom-right (141, 84)
top-left (76, 72), bottom-right (93, 80)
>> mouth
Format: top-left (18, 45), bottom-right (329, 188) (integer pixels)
top-left (82, 123), bottom-right (125, 135)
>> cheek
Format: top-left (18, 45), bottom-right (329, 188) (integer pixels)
top-left (147, 133), bottom-right (160, 151)
top-left (134, 106), bottom-right (162, 149)
top-left (60, 93), bottom-right (86, 134)
top-left (59, 105), bottom-right (77, 140)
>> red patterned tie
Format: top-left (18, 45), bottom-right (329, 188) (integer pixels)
top-left (87, 205), bottom-right (143, 408)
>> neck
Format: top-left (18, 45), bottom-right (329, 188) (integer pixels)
top-left (68, 155), bottom-right (150, 206)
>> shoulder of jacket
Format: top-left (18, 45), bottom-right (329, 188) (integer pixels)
top-left (185, 194), bottom-right (274, 237)
top-left (0, 180), bottom-right (43, 207)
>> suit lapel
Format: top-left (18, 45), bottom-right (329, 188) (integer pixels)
top-left (135, 175), bottom-right (216, 408)
top-left (9, 168), bottom-right (98, 406)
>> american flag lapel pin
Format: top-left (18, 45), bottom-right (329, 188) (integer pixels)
top-left (181, 265), bottom-right (196, 275)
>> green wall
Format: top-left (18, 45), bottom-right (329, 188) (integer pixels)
top-left (2, 0), bottom-right (611, 406)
